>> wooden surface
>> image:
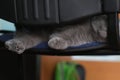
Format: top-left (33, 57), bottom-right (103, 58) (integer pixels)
top-left (40, 56), bottom-right (70, 80)
top-left (40, 56), bottom-right (120, 80)
top-left (75, 61), bottom-right (120, 80)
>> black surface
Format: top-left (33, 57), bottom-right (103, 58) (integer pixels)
top-left (0, 0), bottom-right (16, 22)
top-left (16, 0), bottom-right (59, 25)
top-left (0, 48), bottom-right (40, 80)
top-left (107, 13), bottom-right (120, 50)
top-left (0, 50), bottom-right (21, 80)
top-left (15, 0), bottom-right (102, 25)
top-left (1, 0), bottom-right (120, 25)
top-left (59, 0), bottom-right (101, 22)
top-left (22, 54), bottom-right (40, 80)
top-left (0, 0), bottom-right (103, 25)
top-left (23, 46), bottom-right (120, 55)
top-left (103, 0), bottom-right (120, 13)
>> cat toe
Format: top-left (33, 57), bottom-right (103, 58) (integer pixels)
top-left (5, 39), bottom-right (25, 54)
top-left (16, 48), bottom-right (25, 54)
top-left (5, 40), bottom-right (13, 50)
top-left (48, 37), bottom-right (68, 50)
top-left (14, 41), bottom-right (25, 54)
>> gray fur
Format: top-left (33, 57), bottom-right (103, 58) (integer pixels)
top-left (5, 30), bottom-right (50, 54)
top-left (48, 15), bottom-right (107, 49)
top-left (5, 15), bottom-right (107, 54)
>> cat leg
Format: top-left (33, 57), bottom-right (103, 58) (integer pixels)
top-left (48, 37), bottom-right (68, 50)
top-left (5, 39), bottom-right (25, 54)
top-left (5, 35), bottom-right (47, 54)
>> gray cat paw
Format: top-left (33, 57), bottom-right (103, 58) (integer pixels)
top-left (48, 37), bottom-right (68, 50)
top-left (5, 39), bottom-right (25, 54)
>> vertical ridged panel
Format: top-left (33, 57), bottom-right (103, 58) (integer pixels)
top-left (23, 0), bottom-right (28, 19)
top-left (44, 0), bottom-right (50, 19)
top-left (34, 0), bottom-right (39, 19)
top-left (16, 0), bottom-right (59, 24)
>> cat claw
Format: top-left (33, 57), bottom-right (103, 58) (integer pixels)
top-left (5, 39), bottom-right (25, 54)
top-left (48, 37), bottom-right (68, 50)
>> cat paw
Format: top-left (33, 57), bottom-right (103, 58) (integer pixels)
top-left (48, 37), bottom-right (68, 50)
top-left (5, 39), bottom-right (25, 54)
